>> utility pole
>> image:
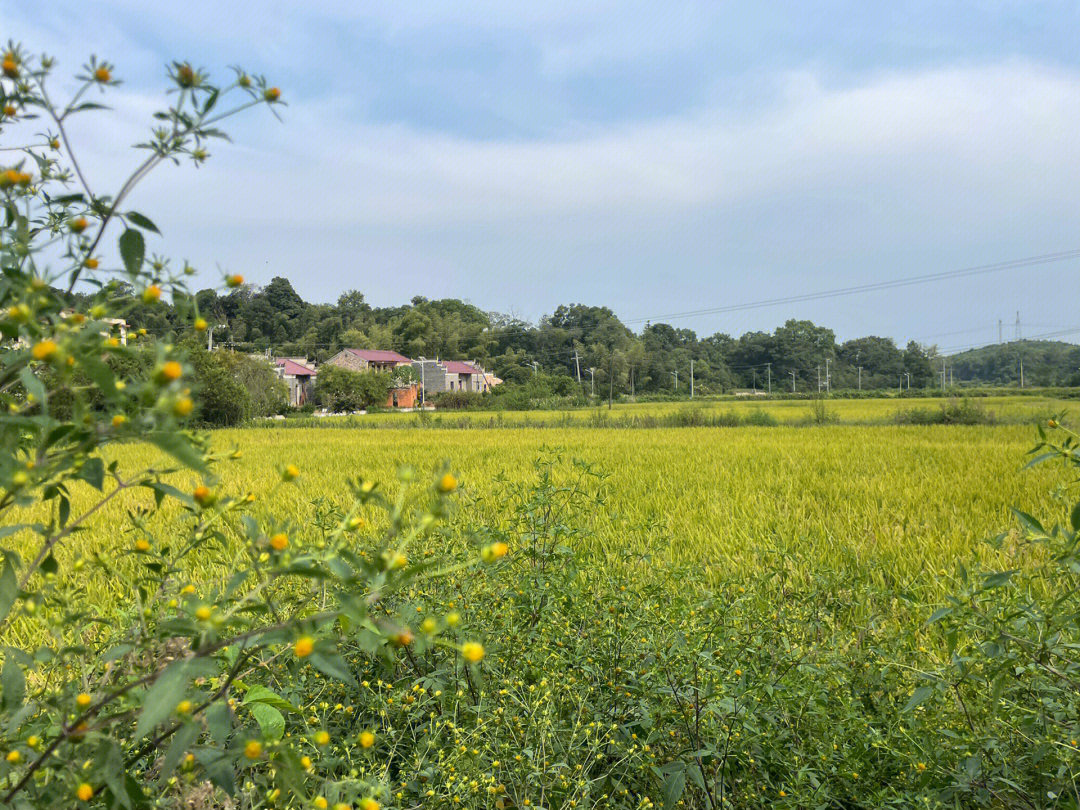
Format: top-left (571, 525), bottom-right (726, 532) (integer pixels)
top-left (816, 364), bottom-right (821, 392)
top-left (825, 358), bottom-right (831, 393)
top-left (905, 371), bottom-right (911, 390)
top-left (899, 375), bottom-right (903, 394)
top-left (629, 366), bottom-right (635, 398)
top-left (790, 369), bottom-right (796, 392)
top-left (531, 360), bottom-right (539, 376)
top-left (949, 366), bottom-right (953, 386)
top-left (417, 356), bottom-right (426, 407)
top-left (857, 366), bottom-right (862, 390)
top-left (1015, 311), bottom-right (1021, 341)
top-left (998, 319), bottom-right (1003, 344)
top-left (207, 326), bottom-right (215, 352)
top-left (608, 350), bottom-right (615, 410)
top-left (573, 349), bottom-right (582, 387)
top-left (671, 369), bottom-right (678, 391)
top-left (690, 359), bottom-right (695, 399)
top-left (941, 360), bottom-right (946, 391)
top-left (766, 362), bottom-right (771, 395)
top-left (588, 367), bottom-right (596, 397)
top-left (752, 368), bottom-right (757, 392)
top-left (1019, 357), bottom-right (1024, 388)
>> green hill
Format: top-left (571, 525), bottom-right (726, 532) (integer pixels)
top-left (948, 340), bottom-right (1080, 387)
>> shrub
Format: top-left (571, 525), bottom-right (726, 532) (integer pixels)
top-left (0, 46), bottom-right (483, 809)
top-left (895, 397), bottom-right (996, 425)
top-left (314, 364), bottom-right (390, 411)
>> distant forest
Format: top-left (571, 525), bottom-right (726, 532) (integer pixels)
top-left (87, 276), bottom-right (1080, 394)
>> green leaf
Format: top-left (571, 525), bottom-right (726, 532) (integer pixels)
top-left (204, 701), bottom-right (232, 746)
top-left (146, 431), bottom-right (207, 473)
top-left (194, 748), bottom-right (235, 795)
top-left (902, 685), bottom-right (935, 713)
top-left (125, 211), bottom-right (160, 234)
top-left (1070, 500), bottom-right (1080, 532)
top-left (118, 228), bottom-right (145, 275)
top-left (1, 658), bottom-right (25, 711)
top-left (135, 660), bottom-right (190, 739)
top-left (1011, 508), bottom-right (1046, 536)
top-left (158, 722), bottom-right (199, 785)
top-left (243, 684), bottom-right (299, 713)
top-left (248, 702), bottom-right (285, 740)
top-left (40, 553), bottom-right (58, 576)
top-left (77, 457), bottom-right (105, 491)
top-left (661, 768), bottom-right (686, 809)
top-left (0, 554), bottom-right (18, 624)
top-left (309, 651), bottom-right (357, 687)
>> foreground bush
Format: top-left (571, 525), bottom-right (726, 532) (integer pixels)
top-left (0, 46), bottom-right (484, 809)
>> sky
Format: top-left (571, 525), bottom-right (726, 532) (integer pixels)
top-left (4, 1), bottom-right (1080, 348)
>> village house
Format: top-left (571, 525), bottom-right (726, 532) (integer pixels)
top-left (274, 358), bottom-right (317, 407)
top-left (324, 348), bottom-right (412, 373)
top-left (386, 381), bottom-right (421, 409)
top-left (410, 359), bottom-right (497, 394)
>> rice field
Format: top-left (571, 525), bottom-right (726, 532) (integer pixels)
top-left (39, 415), bottom-right (1065, 610)
top-left (281, 393), bottom-right (1079, 430)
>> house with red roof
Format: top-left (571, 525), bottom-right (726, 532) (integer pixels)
top-left (324, 348), bottom-right (413, 373)
top-left (410, 359), bottom-right (498, 394)
top-left (274, 358), bottom-right (317, 406)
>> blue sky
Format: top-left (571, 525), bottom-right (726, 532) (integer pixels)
top-left (5, 1), bottom-right (1080, 347)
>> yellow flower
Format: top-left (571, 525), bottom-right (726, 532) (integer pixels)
top-left (173, 397), bottom-right (194, 417)
top-left (25, 736), bottom-right (39, 749)
top-left (283, 464), bottom-right (300, 481)
top-left (313, 731), bottom-right (330, 746)
top-left (481, 542), bottom-right (508, 562)
top-left (69, 217), bottom-right (89, 233)
top-left (31, 340), bottom-right (58, 361)
top-left (181, 584), bottom-right (196, 595)
top-left (94, 66), bottom-right (111, 83)
top-left (175, 700), bottom-right (192, 715)
top-left (135, 538), bottom-right (150, 552)
top-left (111, 414), bottom-right (128, 428)
top-left (420, 618), bottom-right (437, 634)
top-left (76, 693), bottom-right (92, 708)
top-left (5, 750), bottom-right (20, 763)
top-left (445, 611), bottom-right (460, 627)
top-left (192, 485), bottom-right (214, 507)
top-left (314, 798), bottom-right (328, 810)
top-left (76, 783), bottom-right (94, 801)
top-left (462, 642), bottom-right (485, 663)
top-left (194, 318), bottom-right (208, 332)
top-left (390, 629), bottom-right (414, 647)
top-left (226, 274), bottom-right (244, 288)
top-left (243, 740), bottom-right (262, 760)
top-left (359, 731), bottom-right (375, 748)
top-left (916, 762), bottom-right (927, 772)
top-left (84, 257), bottom-right (99, 269)
top-left (142, 285), bottom-right (161, 303)
top-left (270, 533), bottom-right (289, 551)
top-left (359, 799), bottom-right (379, 810)
top-left (264, 87), bottom-right (282, 102)
top-left (294, 637), bottom-right (314, 658)
top-left (437, 472), bottom-right (458, 493)
top-left (157, 361), bottom-right (183, 383)
top-left (332, 804), bottom-right (351, 810)
top-left (195, 606), bottom-right (212, 621)
top-left (300, 755), bottom-right (312, 770)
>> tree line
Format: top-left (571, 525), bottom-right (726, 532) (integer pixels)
top-left (90, 275), bottom-right (1079, 395)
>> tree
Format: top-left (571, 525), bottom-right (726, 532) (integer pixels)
top-left (314, 365), bottom-right (391, 411)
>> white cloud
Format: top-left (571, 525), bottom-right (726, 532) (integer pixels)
top-left (100, 59), bottom-right (1078, 235)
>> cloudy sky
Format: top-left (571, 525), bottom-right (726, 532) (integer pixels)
top-left (5, 1), bottom-right (1079, 346)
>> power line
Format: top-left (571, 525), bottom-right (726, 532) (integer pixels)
top-left (623, 249), bottom-right (1080, 325)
